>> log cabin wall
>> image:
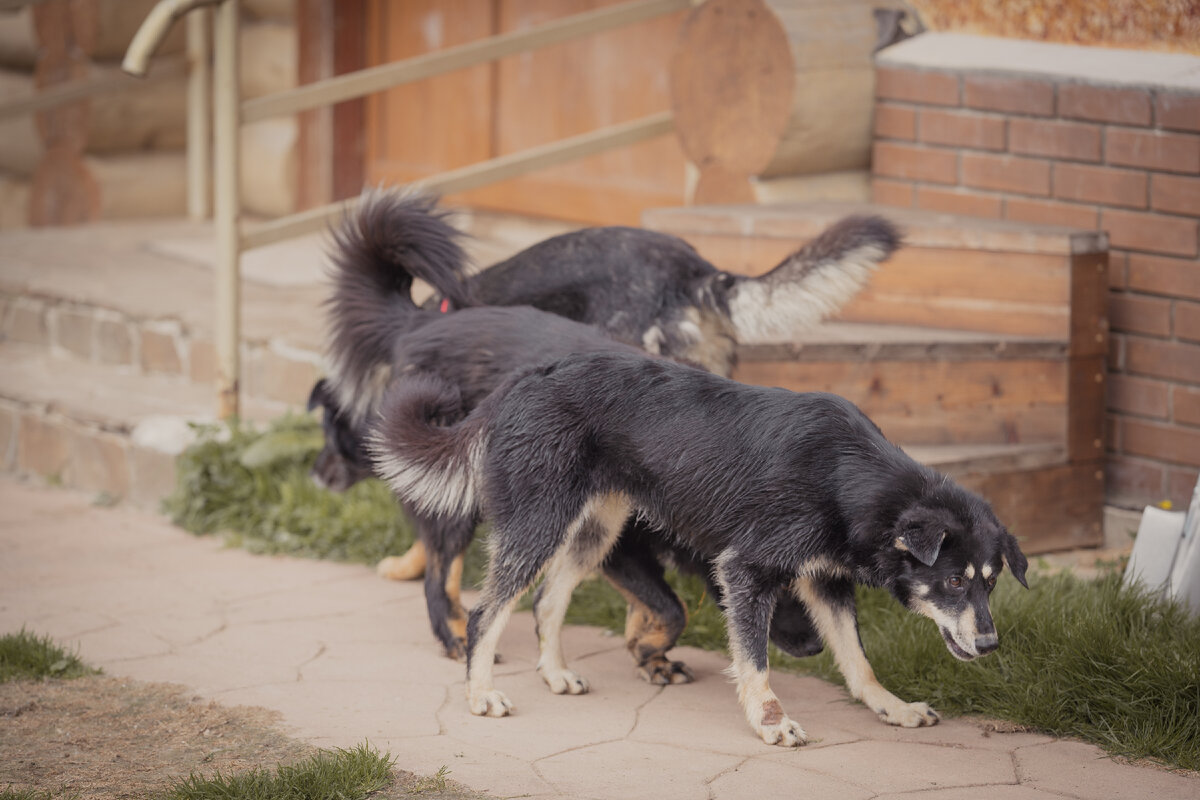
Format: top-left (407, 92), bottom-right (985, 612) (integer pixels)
top-left (360, 0), bottom-right (689, 225)
top-left (0, 0), bottom-right (300, 228)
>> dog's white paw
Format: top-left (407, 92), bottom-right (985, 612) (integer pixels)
top-left (468, 689), bottom-right (514, 717)
top-left (878, 700), bottom-right (940, 728)
top-left (540, 668), bottom-right (590, 695)
top-left (758, 716), bottom-right (808, 747)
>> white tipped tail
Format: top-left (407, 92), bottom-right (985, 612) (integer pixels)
top-left (366, 375), bottom-right (486, 520)
top-left (728, 215), bottom-right (901, 342)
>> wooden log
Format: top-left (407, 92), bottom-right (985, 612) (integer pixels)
top-left (0, 5), bottom-right (36, 69)
top-left (85, 61), bottom-right (187, 153)
top-left (239, 19), bottom-right (297, 100)
top-left (0, 68), bottom-right (41, 175)
top-left (0, 171), bottom-right (30, 228)
top-left (73, 0), bottom-right (185, 62)
top-left (670, 0), bottom-right (908, 201)
top-left (86, 151), bottom-right (185, 218)
top-left (30, 0), bottom-right (95, 225)
top-left (240, 118), bottom-right (298, 218)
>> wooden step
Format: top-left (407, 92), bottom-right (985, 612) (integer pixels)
top-left (647, 203), bottom-right (1108, 553)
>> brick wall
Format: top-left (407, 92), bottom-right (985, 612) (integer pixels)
top-left (870, 65), bottom-right (1200, 509)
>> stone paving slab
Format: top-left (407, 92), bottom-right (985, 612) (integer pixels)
top-left (1, 477), bottom-right (1197, 800)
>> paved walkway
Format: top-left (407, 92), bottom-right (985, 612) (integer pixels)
top-left (1, 478), bottom-right (1196, 800)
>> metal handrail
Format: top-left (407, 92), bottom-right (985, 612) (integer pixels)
top-left (124, 0), bottom-right (690, 419)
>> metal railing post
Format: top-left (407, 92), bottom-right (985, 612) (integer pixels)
top-left (213, 0), bottom-right (240, 420)
top-left (186, 7), bottom-right (211, 220)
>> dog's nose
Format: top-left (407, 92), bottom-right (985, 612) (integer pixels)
top-left (974, 633), bottom-right (999, 655)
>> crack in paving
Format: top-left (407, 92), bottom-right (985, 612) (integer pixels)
top-left (294, 641), bottom-right (327, 682)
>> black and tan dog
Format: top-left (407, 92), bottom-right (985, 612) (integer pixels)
top-left (371, 350), bottom-right (1029, 746)
top-left (310, 188), bottom-right (900, 676)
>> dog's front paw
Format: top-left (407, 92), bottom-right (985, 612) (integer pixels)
top-left (468, 688), bottom-right (513, 717)
top-left (878, 700), bottom-right (940, 728)
top-left (758, 716), bottom-right (808, 747)
top-left (636, 656), bottom-right (695, 686)
top-left (539, 668), bottom-right (590, 695)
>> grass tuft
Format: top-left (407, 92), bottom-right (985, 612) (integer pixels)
top-left (1, 788), bottom-right (74, 800)
top-left (157, 742), bottom-right (394, 800)
top-left (0, 629), bottom-right (100, 683)
top-left (167, 416), bottom-right (1200, 772)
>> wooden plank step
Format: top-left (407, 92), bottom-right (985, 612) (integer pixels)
top-left (906, 441), bottom-right (1065, 477)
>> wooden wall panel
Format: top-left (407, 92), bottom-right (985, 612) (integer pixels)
top-left (364, 0), bottom-right (687, 225)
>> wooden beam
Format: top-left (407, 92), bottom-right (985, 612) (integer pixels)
top-left (241, 0), bottom-right (689, 123)
top-left (241, 110), bottom-right (674, 251)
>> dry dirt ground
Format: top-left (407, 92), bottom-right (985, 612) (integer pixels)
top-left (0, 675), bottom-right (484, 799)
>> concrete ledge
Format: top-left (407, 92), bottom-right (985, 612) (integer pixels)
top-left (877, 32), bottom-right (1200, 92)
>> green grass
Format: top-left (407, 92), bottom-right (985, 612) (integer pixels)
top-left (167, 416), bottom-right (1200, 772)
top-left (0, 629), bottom-right (100, 683)
top-left (156, 743), bottom-right (393, 800)
top-left (0, 788), bottom-right (72, 800)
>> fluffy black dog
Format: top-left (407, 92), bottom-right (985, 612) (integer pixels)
top-left (309, 188), bottom-right (900, 676)
top-left (371, 350), bottom-right (1030, 746)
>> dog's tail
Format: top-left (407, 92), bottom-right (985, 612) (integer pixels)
top-left (324, 188), bottom-right (472, 424)
top-left (725, 215), bottom-right (901, 342)
top-left (367, 374), bottom-right (491, 520)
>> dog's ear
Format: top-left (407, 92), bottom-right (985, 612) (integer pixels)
top-left (1002, 530), bottom-right (1029, 588)
top-left (306, 379), bottom-right (329, 412)
top-left (893, 506), bottom-right (946, 567)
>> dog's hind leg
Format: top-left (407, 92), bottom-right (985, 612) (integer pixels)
top-left (601, 526), bottom-right (693, 685)
top-left (420, 513), bottom-right (476, 660)
top-left (533, 493), bottom-right (632, 696)
top-left (795, 574), bottom-right (939, 728)
top-left (377, 540), bottom-right (427, 581)
top-left (714, 551), bottom-right (807, 747)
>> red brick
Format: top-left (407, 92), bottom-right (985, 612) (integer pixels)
top-left (1108, 373), bottom-right (1169, 418)
top-left (1004, 197), bottom-right (1098, 230)
top-left (1156, 91), bottom-right (1200, 133)
top-left (1126, 336), bottom-right (1200, 383)
top-left (1009, 118), bottom-right (1100, 161)
top-left (871, 178), bottom-right (915, 207)
top-left (1175, 385), bottom-right (1200, 427)
top-left (1128, 252), bottom-right (1200, 300)
top-left (1177, 299), bottom-right (1200, 343)
top-left (915, 186), bottom-right (1002, 218)
top-left (963, 75), bottom-right (1055, 116)
top-left (876, 67), bottom-right (960, 106)
top-left (1109, 292), bottom-right (1171, 337)
top-left (1106, 127), bottom-right (1200, 174)
top-left (961, 153), bottom-right (1050, 196)
top-left (1122, 418), bottom-right (1200, 468)
top-left (873, 103), bottom-right (916, 140)
top-left (1105, 454), bottom-right (1165, 504)
top-left (1059, 84), bottom-right (1152, 126)
top-left (1150, 173), bottom-right (1200, 216)
top-left (1108, 249), bottom-right (1129, 290)
top-left (1054, 163), bottom-right (1146, 208)
top-left (1108, 333), bottom-right (1125, 371)
top-left (1167, 467), bottom-right (1200, 506)
top-left (1102, 208), bottom-right (1198, 257)
top-left (872, 141), bottom-right (958, 184)
top-left (917, 109), bottom-right (1005, 150)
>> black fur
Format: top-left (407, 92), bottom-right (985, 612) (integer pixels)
top-left (372, 350), bottom-right (1029, 743)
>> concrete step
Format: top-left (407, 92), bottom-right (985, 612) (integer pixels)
top-left (0, 341), bottom-right (292, 507)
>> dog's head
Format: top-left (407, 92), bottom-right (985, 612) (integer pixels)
top-left (886, 491), bottom-right (1028, 661)
top-left (306, 379), bottom-right (374, 492)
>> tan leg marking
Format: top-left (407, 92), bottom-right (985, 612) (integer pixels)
top-left (615, 588), bottom-right (693, 685)
top-left (376, 540), bottom-right (427, 580)
top-left (466, 597), bottom-right (519, 717)
top-left (794, 577), bottom-right (939, 728)
top-left (726, 660), bottom-right (807, 747)
top-left (446, 554), bottom-right (467, 644)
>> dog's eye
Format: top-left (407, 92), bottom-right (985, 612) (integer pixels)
top-left (947, 575), bottom-right (963, 589)
top-left (987, 576), bottom-right (997, 590)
